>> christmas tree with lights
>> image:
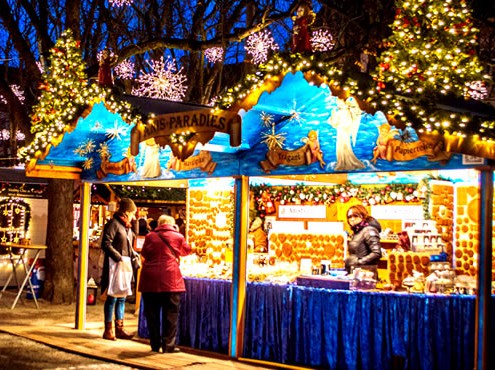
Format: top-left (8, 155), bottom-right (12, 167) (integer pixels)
top-left (31, 29), bottom-right (89, 135)
top-left (373, 0), bottom-right (490, 133)
top-left (20, 29), bottom-right (91, 165)
top-left (20, 30), bottom-right (139, 166)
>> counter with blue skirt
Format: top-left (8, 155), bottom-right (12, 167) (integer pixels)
top-left (138, 277), bottom-right (494, 370)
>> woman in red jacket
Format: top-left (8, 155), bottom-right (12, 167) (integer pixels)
top-left (138, 214), bottom-right (192, 353)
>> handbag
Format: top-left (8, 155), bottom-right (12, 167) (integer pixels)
top-left (107, 256), bottom-right (133, 297)
top-left (130, 249), bottom-right (142, 270)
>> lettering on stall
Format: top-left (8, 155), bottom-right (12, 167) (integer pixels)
top-left (130, 109), bottom-right (241, 161)
top-left (278, 205), bottom-right (326, 219)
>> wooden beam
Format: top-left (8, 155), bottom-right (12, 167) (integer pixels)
top-left (25, 165), bottom-right (81, 180)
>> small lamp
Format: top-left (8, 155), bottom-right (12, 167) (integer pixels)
top-left (87, 277), bottom-right (98, 305)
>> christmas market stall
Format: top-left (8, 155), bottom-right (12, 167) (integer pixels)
top-left (19, 11), bottom-right (495, 370)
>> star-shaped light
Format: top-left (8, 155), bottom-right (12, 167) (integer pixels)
top-left (311, 29), bottom-right (335, 52)
top-left (115, 60), bottom-right (135, 80)
top-left (205, 47), bottom-right (224, 64)
top-left (465, 81), bottom-right (488, 100)
top-left (132, 57), bottom-right (188, 101)
top-left (109, 0), bottom-right (133, 7)
top-left (245, 30), bottom-right (279, 65)
top-left (0, 84), bottom-right (26, 104)
top-left (105, 120), bottom-right (129, 140)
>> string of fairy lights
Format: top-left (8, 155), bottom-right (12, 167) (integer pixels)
top-left (18, 29), bottom-right (141, 165)
top-left (16, 0), bottom-right (495, 166)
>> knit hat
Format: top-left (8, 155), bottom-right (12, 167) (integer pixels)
top-left (118, 198), bottom-right (137, 213)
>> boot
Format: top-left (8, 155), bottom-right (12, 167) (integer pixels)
top-left (115, 319), bottom-right (134, 340)
top-left (102, 322), bottom-right (116, 341)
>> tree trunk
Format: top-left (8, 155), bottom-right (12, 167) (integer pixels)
top-left (42, 178), bottom-right (75, 304)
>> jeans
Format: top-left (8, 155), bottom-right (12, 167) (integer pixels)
top-left (104, 295), bottom-right (126, 322)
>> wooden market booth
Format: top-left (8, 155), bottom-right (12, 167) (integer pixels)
top-left (23, 68), bottom-right (495, 369)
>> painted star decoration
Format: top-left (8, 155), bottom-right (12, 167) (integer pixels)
top-left (105, 120), bottom-right (129, 140)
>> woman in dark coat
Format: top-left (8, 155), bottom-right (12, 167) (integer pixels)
top-left (138, 214), bottom-right (192, 353)
top-left (100, 198), bottom-right (137, 341)
top-left (345, 204), bottom-right (382, 279)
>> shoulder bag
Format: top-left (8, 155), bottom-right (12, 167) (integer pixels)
top-left (155, 231), bottom-right (180, 265)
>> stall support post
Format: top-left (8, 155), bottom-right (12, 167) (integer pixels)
top-left (475, 165), bottom-right (494, 370)
top-left (75, 182), bottom-right (92, 330)
top-left (229, 176), bottom-right (249, 358)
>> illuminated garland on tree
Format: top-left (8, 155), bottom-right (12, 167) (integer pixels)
top-left (18, 29), bottom-right (141, 165)
top-left (214, 1), bottom-right (494, 140)
top-left (372, 0), bottom-right (493, 136)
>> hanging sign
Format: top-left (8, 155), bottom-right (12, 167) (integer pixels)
top-left (130, 108), bottom-right (241, 161)
top-left (278, 204), bottom-right (326, 219)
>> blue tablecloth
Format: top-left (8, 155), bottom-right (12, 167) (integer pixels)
top-left (138, 278), bottom-right (493, 369)
top-left (138, 277), bottom-right (231, 354)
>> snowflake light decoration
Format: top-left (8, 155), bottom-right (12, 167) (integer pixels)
top-left (245, 30), bottom-right (279, 65)
top-left (105, 120), bottom-right (129, 140)
top-left (311, 29), bottom-right (335, 52)
top-left (109, 0), bottom-right (133, 7)
top-left (36, 61), bottom-right (44, 73)
top-left (465, 81), bottom-right (488, 100)
top-left (208, 96), bottom-right (218, 107)
top-left (114, 60), bottom-right (135, 80)
top-left (205, 47), bottom-right (224, 64)
top-left (132, 57), bottom-right (188, 101)
top-left (0, 129), bottom-right (25, 141)
top-left (0, 84), bottom-right (25, 104)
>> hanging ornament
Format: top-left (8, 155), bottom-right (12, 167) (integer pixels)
top-left (204, 47), bottom-right (224, 64)
top-left (245, 30), bottom-right (279, 65)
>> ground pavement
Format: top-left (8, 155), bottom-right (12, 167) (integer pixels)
top-left (0, 290), bottom-right (278, 370)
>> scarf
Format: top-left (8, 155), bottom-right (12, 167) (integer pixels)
top-left (351, 219), bottom-right (370, 235)
top-left (116, 213), bottom-right (133, 229)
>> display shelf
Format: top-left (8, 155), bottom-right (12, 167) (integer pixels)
top-left (403, 220), bottom-right (445, 254)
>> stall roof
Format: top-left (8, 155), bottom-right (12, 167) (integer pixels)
top-left (121, 95), bottom-right (209, 115)
top-left (25, 70), bottom-right (494, 183)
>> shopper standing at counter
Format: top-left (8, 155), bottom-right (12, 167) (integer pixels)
top-left (345, 204), bottom-right (382, 279)
top-left (100, 198), bottom-right (137, 341)
top-left (139, 214), bottom-right (192, 353)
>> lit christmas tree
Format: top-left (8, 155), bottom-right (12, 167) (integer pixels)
top-left (19, 30), bottom-right (139, 166)
top-left (373, 0), bottom-right (491, 133)
top-left (31, 29), bottom-right (89, 133)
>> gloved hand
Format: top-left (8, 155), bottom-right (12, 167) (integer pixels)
top-left (345, 255), bottom-right (359, 273)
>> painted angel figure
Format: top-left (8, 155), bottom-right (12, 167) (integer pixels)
top-left (303, 130), bottom-right (325, 168)
top-left (327, 97), bottom-right (365, 171)
top-left (140, 138), bottom-right (161, 178)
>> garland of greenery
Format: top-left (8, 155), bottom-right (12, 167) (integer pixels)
top-left (110, 185), bottom-right (186, 202)
top-left (215, 51), bottom-right (495, 142)
top-left (250, 178), bottom-right (436, 221)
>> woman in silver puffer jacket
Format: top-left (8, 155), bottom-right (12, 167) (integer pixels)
top-left (345, 204), bottom-right (382, 279)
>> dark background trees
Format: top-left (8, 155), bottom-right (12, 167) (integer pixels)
top-left (0, 0), bottom-right (494, 303)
